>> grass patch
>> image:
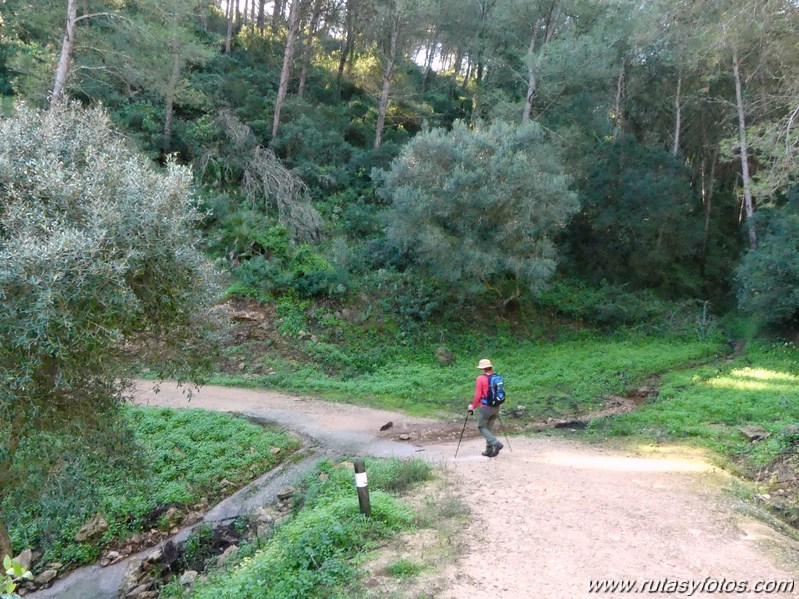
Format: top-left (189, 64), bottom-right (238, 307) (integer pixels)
top-left (212, 331), bottom-right (724, 420)
top-left (8, 406), bottom-right (299, 568)
top-left (385, 558), bottom-right (425, 578)
top-left (181, 458), bottom-right (432, 599)
top-left (589, 341), bottom-right (799, 465)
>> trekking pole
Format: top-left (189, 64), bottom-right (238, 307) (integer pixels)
top-left (455, 412), bottom-right (470, 457)
top-left (498, 414), bottom-right (512, 453)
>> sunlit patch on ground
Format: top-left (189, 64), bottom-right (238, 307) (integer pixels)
top-left (706, 368), bottom-right (798, 392)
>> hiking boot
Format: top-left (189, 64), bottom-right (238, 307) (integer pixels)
top-left (489, 442), bottom-right (504, 457)
top-left (481, 447), bottom-right (493, 457)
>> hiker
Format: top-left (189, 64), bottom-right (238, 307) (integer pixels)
top-left (468, 358), bottom-right (504, 457)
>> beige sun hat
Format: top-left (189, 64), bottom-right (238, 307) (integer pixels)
top-left (477, 358), bottom-right (493, 369)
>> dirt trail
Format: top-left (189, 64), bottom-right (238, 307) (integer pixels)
top-left (135, 382), bottom-right (799, 598)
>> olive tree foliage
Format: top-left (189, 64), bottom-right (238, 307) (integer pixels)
top-left (0, 103), bottom-right (219, 558)
top-left (375, 120), bottom-right (578, 301)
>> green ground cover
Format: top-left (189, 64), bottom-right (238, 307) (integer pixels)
top-left (213, 331), bottom-right (724, 420)
top-left (169, 458), bottom-right (432, 599)
top-left (590, 341), bottom-right (799, 466)
top-left (8, 407), bottom-right (299, 568)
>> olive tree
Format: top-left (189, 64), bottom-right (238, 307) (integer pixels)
top-left (375, 120), bottom-right (578, 302)
top-left (0, 103), bottom-right (219, 559)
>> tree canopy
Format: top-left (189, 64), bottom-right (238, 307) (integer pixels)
top-left (377, 120), bottom-right (577, 301)
top-left (0, 103), bottom-right (219, 558)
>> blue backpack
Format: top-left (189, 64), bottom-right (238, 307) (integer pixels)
top-left (483, 373), bottom-right (506, 407)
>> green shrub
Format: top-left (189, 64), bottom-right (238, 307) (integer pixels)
top-left (7, 407), bottom-right (298, 567)
top-left (735, 204), bottom-right (799, 329)
top-left (188, 459), bottom-right (425, 599)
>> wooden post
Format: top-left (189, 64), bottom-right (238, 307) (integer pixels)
top-left (353, 459), bottom-right (371, 517)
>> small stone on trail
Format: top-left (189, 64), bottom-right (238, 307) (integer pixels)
top-left (380, 421), bottom-right (393, 431)
top-left (277, 486), bottom-right (295, 501)
top-left (398, 433), bottom-right (411, 441)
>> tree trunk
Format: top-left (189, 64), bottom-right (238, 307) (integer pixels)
top-left (700, 153), bottom-right (717, 277)
top-left (51, 0), bottom-right (78, 106)
top-left (298, 2), bottom-right (322, 98)
top-left (272, 0), bottom-right (301, 138)
top-left (612, 61), bottom-right (625, 137)
top-left (421, 31), bottom-right (438, 92)
top-left (272, 0), bottom-right (284, 33)
top-left (461, 57), bottom-right (472, 90)
top-left (672, 75), bottom-right (682, 156)
top-left (337, 0), bottom-right (355, 84)
top-left (199, 1), bottom-right (208, 32)
top-left (732, 47), bottom-right (757, 250)
top-left (257, 0), bottom-right (266, 31)
top-left (521, 20), bottom-right (544, 123)
top-left (243, 0), bottom-right (250, 25)
top-left (374, 14), bottom-right (400, 149)
top-left (163, 41), bottom-right (182, 153)
top-left (452, 48), bottom-right (463, 84)
top-left (225, 0), bottom-right (234, 53)
top-left (82, 0), bottom-right (90, 25)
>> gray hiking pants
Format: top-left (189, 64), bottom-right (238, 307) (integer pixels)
top-left (477, 405), bottom-right (500, 448)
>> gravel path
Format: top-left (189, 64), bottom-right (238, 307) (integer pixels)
top-left (135, 382), bottom-right (799, 598)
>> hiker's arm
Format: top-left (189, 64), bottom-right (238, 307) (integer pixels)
top-left (470, 376), bottom-right (486, 410)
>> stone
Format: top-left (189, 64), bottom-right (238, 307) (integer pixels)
top-left (180, 570), bottom-right (198, 586)
top-left (435, 346), bottom-right (455, 365)
top-left (182, 512), bottom-right (203, 527)
top-left (398, 433), bottom-right (411, 441)
top-left (46, 562), bottom-right (63, 570)
top-left (33, 570), bottom-right (57, 586)
top-left (105, 551), bottom-right (121, 562)
top-left (118, 560), bottom-right (143, 599)
top-left (161, 540), bottom-right (180, 566)
top-left (511, 405), bottom-right (526, 418)
top-left (145, 548), bottom-right (162, 564)
top-left (739, 425), bottom-right (770, 442)
top-left (126, 581), bottom-right (153, 597)
top-left (270, 446), bottom-right (282, 455)
top-left (15, 549), bottom-right (33, 571)
top-left (220, 478), bottom-right (231, 489)
top-left (783, 424), bottom-right (799, 437)
top-left (163, 507), bottom-right (181, 527)
top-left (277, 486), bottom-right (294, 501)
top-left (219, 545), bottom-right (239, 565)
top-left (253, 507), bottom-right (273, 524)
top-left (74, 514), bottom-right (108, 542)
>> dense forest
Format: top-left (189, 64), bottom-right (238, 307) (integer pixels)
top-left (1, 0), bottom-right (797, 327)
top-left (2, 1), bottom-right (799, 591)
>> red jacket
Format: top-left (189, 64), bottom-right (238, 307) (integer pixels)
top-left (470, 371), bottom-right (492, 410)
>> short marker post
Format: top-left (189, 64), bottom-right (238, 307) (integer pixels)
top-left (353, 459), bottom-right (371, 517)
